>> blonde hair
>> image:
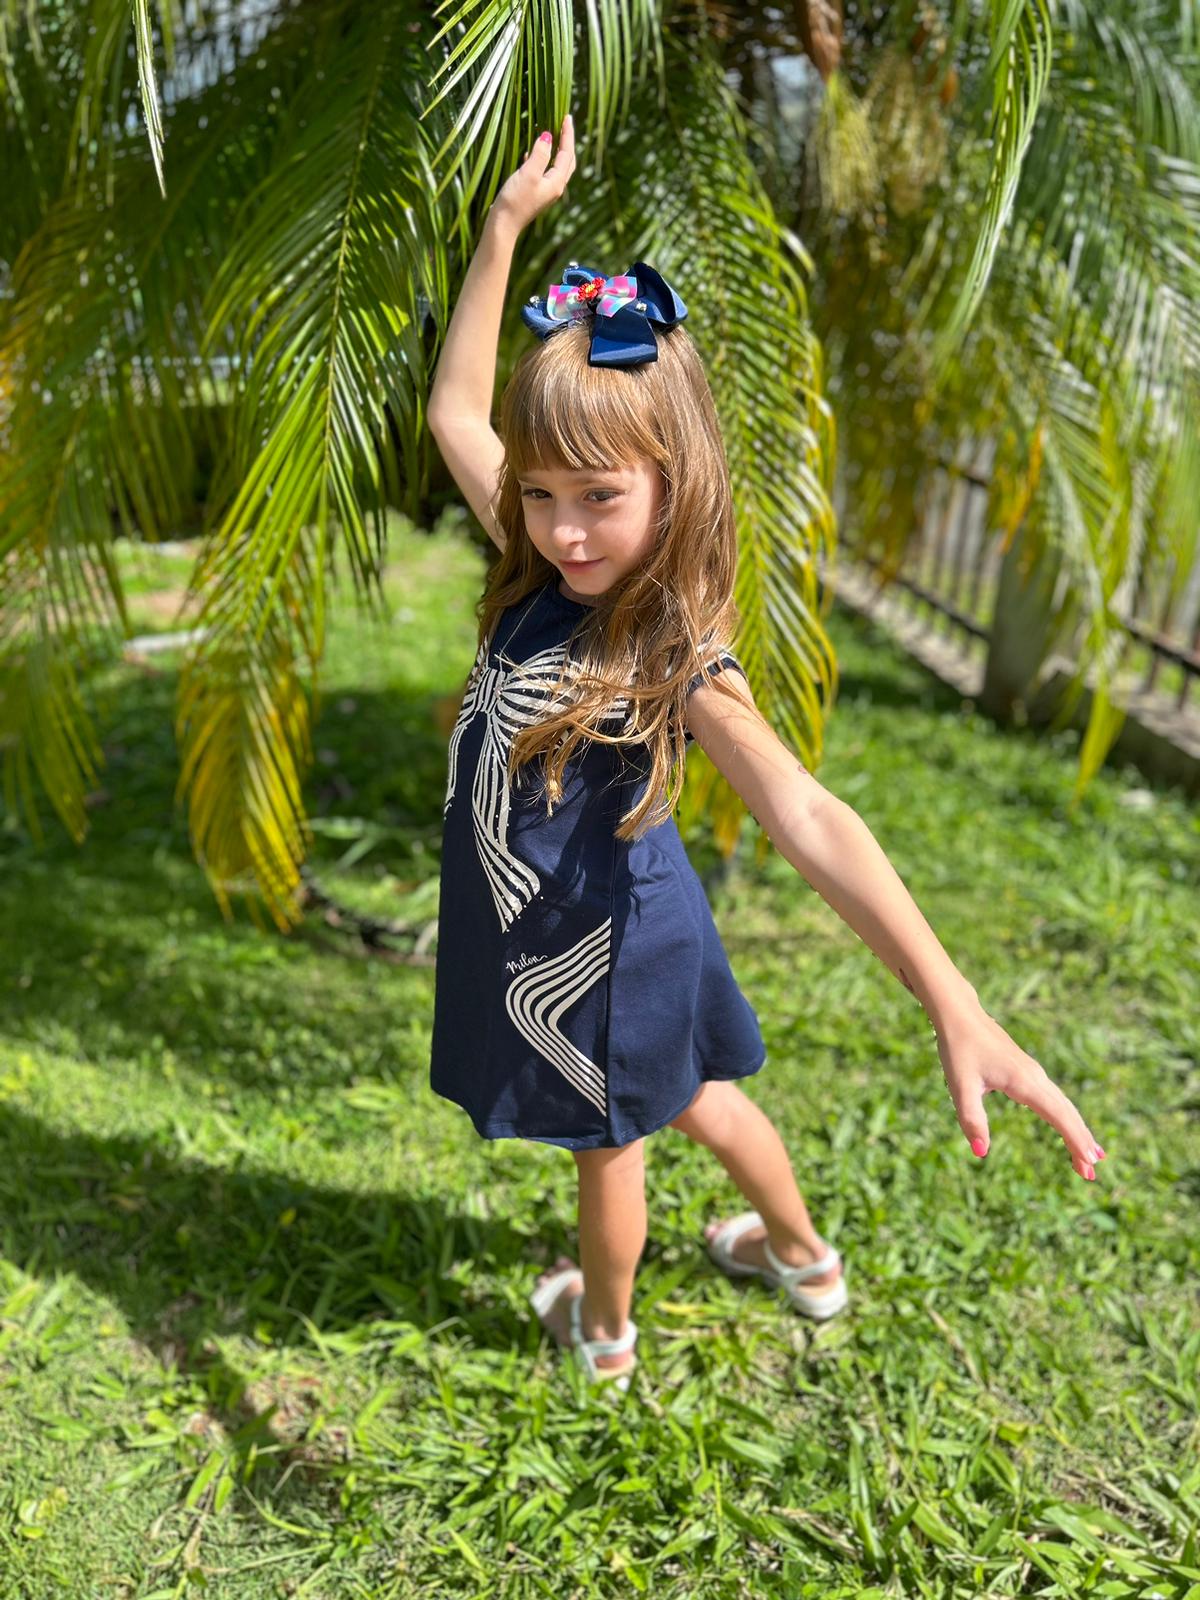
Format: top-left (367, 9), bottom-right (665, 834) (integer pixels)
top-left (473, 315), bottom-right (751, 841)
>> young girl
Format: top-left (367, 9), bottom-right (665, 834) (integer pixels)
top-left (426, 113), bottom-right (1107, 1390)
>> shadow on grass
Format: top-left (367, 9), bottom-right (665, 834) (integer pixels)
top-left (1, 666), bottom-right (454, 1090)
top-left (0, 1101), bottom-right (543, 1504)
top-left (0, 1105), bottom-right (532, 1354)
top-left (0, 661), bottom-right (524, 1498)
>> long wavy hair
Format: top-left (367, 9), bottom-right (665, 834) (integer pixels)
top-left (473, 314), bottom-right (756, 841)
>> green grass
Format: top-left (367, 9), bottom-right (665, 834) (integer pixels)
top-left (1, 515), bottom-right (1198, 1599)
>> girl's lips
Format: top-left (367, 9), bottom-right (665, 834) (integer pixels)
top-left (562, 558), bottom-right (602, 569)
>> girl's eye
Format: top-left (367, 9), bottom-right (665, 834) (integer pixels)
top-left (520, 488), bottom-right (617, 502)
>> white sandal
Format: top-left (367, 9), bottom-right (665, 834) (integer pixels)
top-left (529, 1266), bottom-right (639, 1390)
top-left (707, 1211), bottom-right (849, 1321)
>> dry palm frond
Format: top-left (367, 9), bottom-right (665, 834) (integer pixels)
top-left (809, 69), bottom-right (882, 222)
top-left (863, 46), bottom-right (949, 217)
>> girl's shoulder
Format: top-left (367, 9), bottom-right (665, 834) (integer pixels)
top-left (685, 633), bottom-right (744, 691)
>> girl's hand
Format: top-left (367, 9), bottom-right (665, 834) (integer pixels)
top-left (491, 114), bottom-right (576, 235)
top-left (936, 1007), bottom-right (1108, 1179)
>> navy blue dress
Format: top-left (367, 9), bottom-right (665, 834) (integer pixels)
top-left (429, 577), bottom-right (766, 1150)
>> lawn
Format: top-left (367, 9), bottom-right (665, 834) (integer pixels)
top-left (1, 514), bottom-right (1198, 1599)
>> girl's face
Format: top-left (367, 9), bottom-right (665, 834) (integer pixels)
top-left (517, 459), bottom-right (665, 605)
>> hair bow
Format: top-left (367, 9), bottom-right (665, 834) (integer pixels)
top-left (520, 260), bottom-right (688, 367)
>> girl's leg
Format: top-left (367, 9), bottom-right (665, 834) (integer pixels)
top-left (532, 1138), bottom-right (646, 1373)
top-left (670, 1080), bottom-right (842, 1286)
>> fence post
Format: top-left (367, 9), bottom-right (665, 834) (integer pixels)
top-left (978, 520), bottom-right (1082, 724)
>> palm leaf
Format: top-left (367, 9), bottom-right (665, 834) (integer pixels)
top-left (422, 0), bottom-right (663, 232)
top-left (933, 0), bottom-right (1052, 364)
top-left (175, 11), bottom-right (448, 927)
top-left (847, 0), bottom-right (1199, 796)
top-left (131, 0), bottom-right (169, 197)
top-left (0, 8), bottom-right (327, 848)
top-left (0, 542), bottom-right (107, 846)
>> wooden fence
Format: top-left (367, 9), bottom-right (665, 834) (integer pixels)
top-left (827, 449), bottom-right (1200, 788)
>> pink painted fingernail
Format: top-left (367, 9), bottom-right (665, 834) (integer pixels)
top-left (970, 1138), bottom-right (987, 1158)
top-left (1095, 1145), bottom-right (1107, 1159)
top-left (539, 130), bottom-right (551, 142)
top-left (1083, 1163), bottom-right (1095, 1180)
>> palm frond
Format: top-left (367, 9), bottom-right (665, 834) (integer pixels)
top-left (621, 31), bottom-right (838, 840)
top-left (422, 0), bottom-right (664, 232)
top-left (0, 542), bottom-right (108, 846)
top-left (1010, 10), bottom-right (1200, 430)
top-left (175, 582), bottom-right (315, 932)
top-left (579, 0), bottom-right (661, 165)
top-left (985, 264), bottom-right (1149, 790)
top-left (131, 0), bottom-right (171, 197)
top-left (837, 0), bottom-right (1199, 798)
top-left (175, 12), bottom-right (448, 927)
top-left (0, 11), bottom-right (327, 846)
top-left (933, 0), bottom-right (1052, 364)
top-left (980, 2), bottom-right (1200, 784)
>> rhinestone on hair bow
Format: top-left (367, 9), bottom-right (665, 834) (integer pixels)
top-left (520, 259), bottom-right (688, 367)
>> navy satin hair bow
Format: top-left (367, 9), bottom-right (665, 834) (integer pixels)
top-left (520, 260), bottom-right (688, 367)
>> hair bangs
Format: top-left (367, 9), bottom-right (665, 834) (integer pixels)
top-left (503, 321), bottom-right (663, 478)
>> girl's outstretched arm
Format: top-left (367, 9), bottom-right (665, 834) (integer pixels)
top-left (428, 115), bottom-right (576, 551)
top-left (686, 669), bottom-right (1107, 1181)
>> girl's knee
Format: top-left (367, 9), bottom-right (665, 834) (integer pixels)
top-left (670, 1080), bottom-right (743, 1150)
top-left (573, 1137), bottom-right (645, 1176)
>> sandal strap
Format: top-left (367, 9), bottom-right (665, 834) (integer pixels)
top-left (709, 1210), bottom-right (766, 1266)
top-left (712, 1210), bottom-right (764, 1246)
top-left (569, 1293), bottom-right (638, 1380)
top-left (763, 1239), bottom-right (841, 1283)
top-left (529, 1265), bottom-right (582, 1320)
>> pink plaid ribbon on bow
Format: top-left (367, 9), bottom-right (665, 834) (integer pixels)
top-left (545, 274), bottom-right (639, 323)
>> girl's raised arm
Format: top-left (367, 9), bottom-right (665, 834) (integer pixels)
top-left (428, 115), bottom-right (576, 552)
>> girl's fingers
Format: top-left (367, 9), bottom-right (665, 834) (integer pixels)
top-left (546, 113), bottom-right (574, 173)
top-left (517, 115), bottom-right (574, 179)
top-left (1005, 1059), bottom-right (1105, 1176)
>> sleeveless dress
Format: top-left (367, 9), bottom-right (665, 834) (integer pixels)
top-left (429, 576), bottom-right (767, 1150)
